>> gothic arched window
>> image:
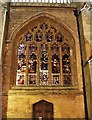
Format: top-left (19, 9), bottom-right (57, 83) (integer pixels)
top-left (16, 23), bottom-right (73, 86)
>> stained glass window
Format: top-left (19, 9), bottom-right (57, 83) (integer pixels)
top-left (16, 23), bottom-right (72, 87)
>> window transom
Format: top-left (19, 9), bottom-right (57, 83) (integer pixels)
top-left (16, 22), bottom-right (72, 86)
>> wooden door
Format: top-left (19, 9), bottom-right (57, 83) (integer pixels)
top-left (33, 100), bottom-right (53, 120)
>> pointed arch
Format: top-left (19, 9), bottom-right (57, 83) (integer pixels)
top-left (10, 12), bottom-right (78, 87)
top-left (33, 100), bottom-right (53, 119)
top-left (10, 12), bottom-right (75, 46)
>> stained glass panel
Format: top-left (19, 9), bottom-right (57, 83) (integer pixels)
top-left (52, 54), bottom-right (60, 73)
top-left (63, 75), bottom-right (72, 86)
top-left (40, 43), bottom-right (48, 85)
top-left (16, 43), bottom-right (26, 85)
top-left (51, 44), bottom-right (60, 85)
top-left (40, 72), bottom-right (48, 85)
top-left (46, 30), bottom-right (53, 42)
top-left (56, 33), bottom-right (63, 42)
top-left (28, 74), bottom-right (36, 85)
top-left (52, 75), bottom-right (60, 85)
top-left (35, 30), bottom-right (43, 42)
top-left (28, 44), bottom-right (37, 85)
top-left (51, 27), bottom-right (57, 33)
top-left (62, 43), bottom-right (72, 86)
top-left (24, 32), bottom-right (32, 42)
top-left (40, 44), bottom-right (48, 70)
top-left (40, 23), bottom-right (48, 30)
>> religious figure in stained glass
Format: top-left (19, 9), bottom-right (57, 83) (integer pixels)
top-left (40, 43), bottom-right (48, 85)
top-left (16, 43), bottom-right (26, 85)
top-left (56, 33), bottom-right (63, 42)
top-left (62, 43), bottom-right (70, 55)
top-left (63, 75), bottom-right (72, 86)
top-left (51, 44), bottom-right (60, 85)
top-left (46, 31), bottom-right (53, 42)
top-left (40, 72), bottom-right (48, 82)
top-left (28, 44), bottom-right (37, 73)
top-left (35, 30), bottom-right (43, 42)
top-left (62, 43), bottom-right (72, 86)
top-left (28, 44), bottom-right (37, 85)
top-left (40, 44), bottom-right (48, 70)
top-left (52, 54), bottom-right (60, 73)
top-left (53, 75), bottom-right (60, 85)
top-left (28, 54), bottom-right (37, 73)
top-left (17, 75), bottom-right (24, 85)
top-left (41, 52), bottom-right (48, 70)
top-left (18, 58), bottom-right (26, 72)
top-left (28, 75), bottom-right (36, 85)
top-left (40, 72), bottom-right (48, 85)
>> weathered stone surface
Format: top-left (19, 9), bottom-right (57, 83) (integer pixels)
top-left (2, 2), bottom-right (91, 119)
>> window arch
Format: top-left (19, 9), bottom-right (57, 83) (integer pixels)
top-left (16, 22), bottom-right (74, 86)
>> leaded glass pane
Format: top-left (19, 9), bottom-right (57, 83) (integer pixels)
top-left (56, 33), bottom-right (63, 42)
top-left (52, 75), bottom-right (60, 85)
top-left (52, 54), bottom-right (60, 73)
top-left (35, 30), bottom-right (43, 42)
top-left (63, 75), bottom-right (72, 86)
top-left (40, 43), bottom-right (48, 85)
top-left (62, 43), bottom-right (72, 86)
top-left (46, 30), bottom-right (53, 42)
top-left (40, 72), bottom-right (48, 85)
top-left (28, 74), bottom-right (37, 85)
top-left (28, 44), bottom-right (37, 85)
top-left (40, 23), bottom-right (48, 30)
top-left (51, 44), bottom-right (60, 85)
top-left (24, 32), bottom-right (32, 42)
top-left (51, 27), bottom-right (57, 33)
top-left (16, 43), bottom-right (26, 85)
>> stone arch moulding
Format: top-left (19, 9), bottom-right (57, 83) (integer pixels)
top-left (10, 12), bottom-right (78, 88)
top-left (10, 12), bottom-right (76, 46)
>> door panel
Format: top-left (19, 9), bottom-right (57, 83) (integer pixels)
top-left (33, 100), bottom-right (53, 120)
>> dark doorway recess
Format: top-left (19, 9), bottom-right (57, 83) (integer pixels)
top-left (33, 100), bottom-right (54, 120)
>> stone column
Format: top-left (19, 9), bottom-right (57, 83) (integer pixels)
top-left (80, 2), bottom-right (92, 119)
top-left (0, 3), bottom-right (3, 119)
top-left (0, 2), bottom-right (8, 119)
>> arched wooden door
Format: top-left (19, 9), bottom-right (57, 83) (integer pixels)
top-left (33, 100), bottom-right (54, 120)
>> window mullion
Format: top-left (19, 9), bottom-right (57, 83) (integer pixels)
top-left (37, 43), bottom-right (40, 86)
top-left (25, 45), bottom-right (29, 86)
top-left (48, 43), bottom-right (52, 86)
top-left (15, 45), bottom-right (18, 86)
top-left (59, 45), bottom-right (63, 86)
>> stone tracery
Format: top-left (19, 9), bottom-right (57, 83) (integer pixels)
top-left (16, 22), bottom-right (72, 86)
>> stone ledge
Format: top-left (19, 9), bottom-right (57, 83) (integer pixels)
top-left (11, 86), bottom-right (78, 90)
top-left (10, 2), bottom-right (77, 8)
top-left (7, 86), bottom-right (84, 95)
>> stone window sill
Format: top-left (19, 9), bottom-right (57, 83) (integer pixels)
top-left (8, 86), bottom-right (83, 95)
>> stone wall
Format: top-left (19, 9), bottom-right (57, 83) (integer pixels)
top-left (0, 3), bottom-right (3, 119)
top-left (2, 3), bottom-right (85, 118)
top-left (7, 90), bottom-right (85, 118)
top-left (81, 8), bottom-right (92, 119)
